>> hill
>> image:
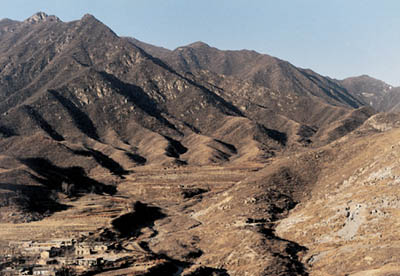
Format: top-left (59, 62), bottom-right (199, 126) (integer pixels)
top-left (340, 75), bottom-right (400, 112)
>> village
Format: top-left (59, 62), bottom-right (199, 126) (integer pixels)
top-left (0, 237), bottom-right (159, 275)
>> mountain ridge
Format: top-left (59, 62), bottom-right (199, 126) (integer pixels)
top-left (0, 13), bottom-right (375, 219)
top-left (1, 12), bottom-right (399, 275)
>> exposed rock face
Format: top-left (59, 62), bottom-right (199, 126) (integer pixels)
top-left (25, 12), bottom-right (60, 23)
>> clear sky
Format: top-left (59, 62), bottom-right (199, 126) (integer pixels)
top-left (1, 0), bottom-right (400, 85)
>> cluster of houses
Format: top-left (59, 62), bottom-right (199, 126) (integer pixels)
top-left (2, 239), bottom-right (123, 275)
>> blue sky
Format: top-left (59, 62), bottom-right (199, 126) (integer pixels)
top-left (2, 0), bottom-right (400, 85)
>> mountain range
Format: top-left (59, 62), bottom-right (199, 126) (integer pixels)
top-left (1, 12), bottom-right (400, 275)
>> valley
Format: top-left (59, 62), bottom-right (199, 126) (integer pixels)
top-left (1, 11), bottom-right (400, 275)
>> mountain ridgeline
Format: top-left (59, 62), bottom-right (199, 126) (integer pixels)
top-left (2, 12), bottom-right (400, 276)
top-left (0, 12), bottom-right (400, 276)
top-left (0, 13), bottom-right (387, 218)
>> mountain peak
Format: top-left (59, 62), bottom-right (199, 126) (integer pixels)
top-left (25, 12), bottom-right (60, 23)
top-left (81, 13), bottom-right (99, 22)
top-left (187, 41), bottom-right (211, 48)
top-left (77, 14), bottom-right (117, 37)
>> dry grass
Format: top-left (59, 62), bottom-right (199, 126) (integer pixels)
top-left (276, 126), bottom-right (400, 275)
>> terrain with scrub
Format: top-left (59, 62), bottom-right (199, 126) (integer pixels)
top-left (1, 12), bottom-right (400, 275)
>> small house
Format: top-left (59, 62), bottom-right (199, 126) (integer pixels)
top-left (77, 257), bottom-right (100, 267)
top-left (75, 244), bottom-right (91, 256)
top-left (93, 243), bottom-right (108, 252)
top-left (32, 267), bottom-right (56, 276)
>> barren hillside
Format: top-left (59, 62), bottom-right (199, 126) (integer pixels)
top-left (1, 12), bottom-right (400, 276)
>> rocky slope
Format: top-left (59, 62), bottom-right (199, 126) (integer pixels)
top-left (340, 75), bottom-right (400, 112)
top-left (132, 40), bottom-right (362, 108)
top-left (276, 113), bottom-right (400, 275)
top-left (128, 38), bottom-right (377, 147)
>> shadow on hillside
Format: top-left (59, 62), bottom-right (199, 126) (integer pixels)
top-left (20, 157), bottom-right (116, 196)
top-left (260, 227), bottom-right (309, 276)
top-left (22, 105), bottom-right (64, 141)
top-left (48, 89), bottom-right (100, 140)
top-left (0, 183), bottom-right (70, 215)
top-left (125, 152), bottom-right (147, 165)
top-left (72, 148), bottom-right (128, 178)
top-left (0, 125), bottom-right (16, 138)
top-left (164, 136), bottom-right (188, 158)
top-left (256, 124), bottom-right (288, 146)
top-left (98, 71), bottom-right (180, 134)
top-left (111, 201), bottom-right (165, 238)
